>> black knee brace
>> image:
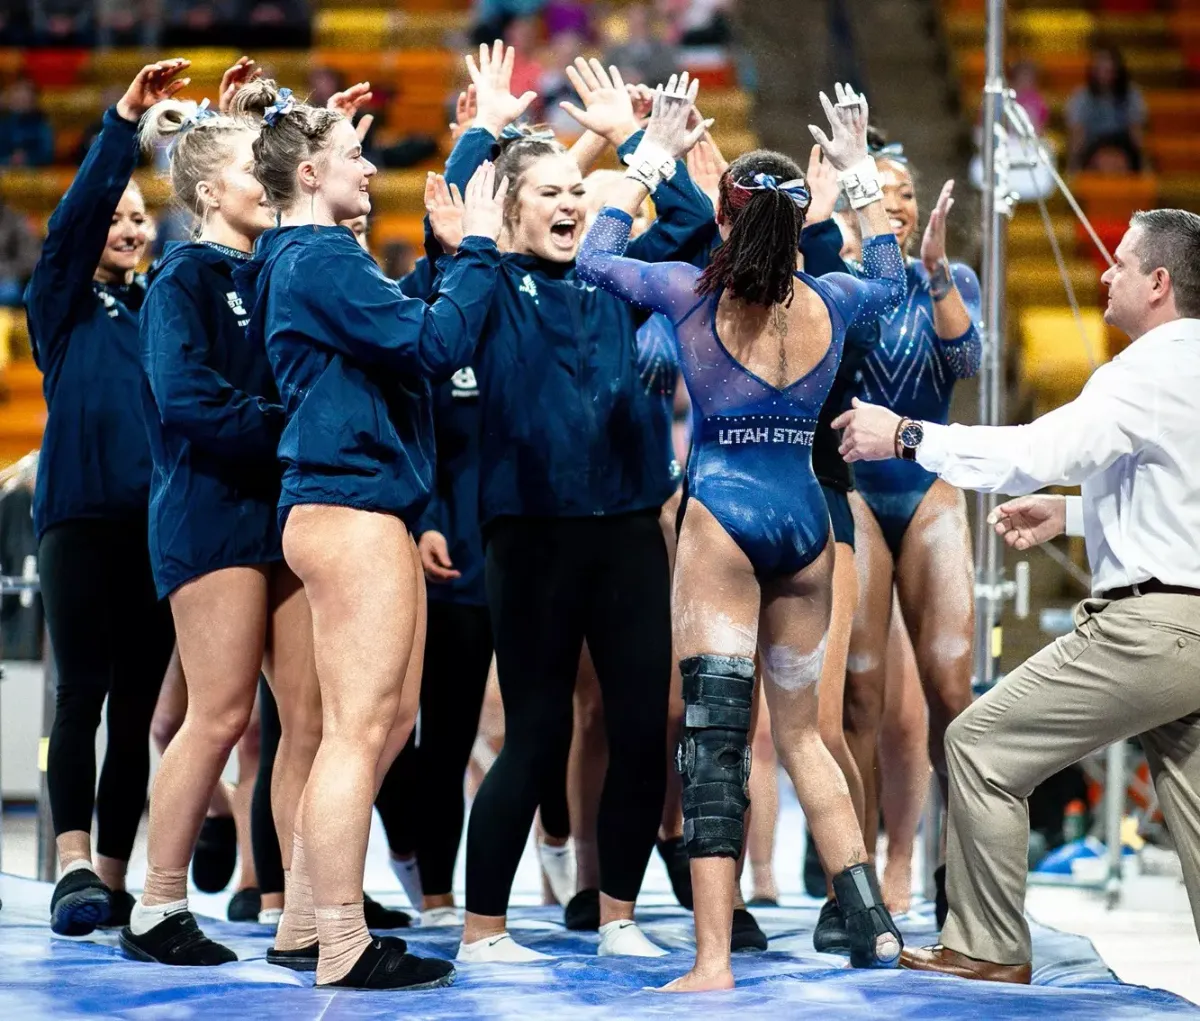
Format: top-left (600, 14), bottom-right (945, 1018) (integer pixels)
top-left (676, 654), bottom-right (755, 860)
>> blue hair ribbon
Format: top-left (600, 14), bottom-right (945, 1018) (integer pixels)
top-left (733, 172), bottom-right (811, 210)
top-left (500, 123), bottom-right (557, 143)
top-left (263, 88), bottom-right (296, 127)
top-left (869, 141), bottom-right (908, 164)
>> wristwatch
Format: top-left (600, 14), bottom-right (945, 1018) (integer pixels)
top-left (894, 418), bottom-right (924, 461)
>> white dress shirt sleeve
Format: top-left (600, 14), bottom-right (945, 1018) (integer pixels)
top-left (915, 360), bottom-right (1150, 495)
top-left (1064, 496), bottom-right (1085, 537)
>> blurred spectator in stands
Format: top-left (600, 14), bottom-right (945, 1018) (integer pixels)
top-left (0, 198), bottom-right (39, 307)
top-left (1010, 60), bottom-right (1049, 136)
top-left (308, 66), bottom-right (344, 109)
top-left (0, 80), bottom-right (55, 168)
top-left (1082, 132), bottom-right (1142, 175)
top-left (162, 0), bottom-right (240, 46)
top-left (31, 0), bottom-right (95, 44)
top-left (658, 0), bottom-right (733, 47)
top-left (0, 1), bottom-right (34, 45)
top-left (603, 4), bottom-right (678, 89)
top-left (506, 16), bottom-right (545, 113)
top-left (243, 0), bottom-right (311, 48)
top-left (75, 86), bottom-right (127, 162)
top-left (543, 0), bottom-right (589, 41)
top-left (471, 0), bottom-right (547, 47)
top-left (96, 0), bottom-right (157, 46)
top-left (540, 29), bottom-right (588, 134)
top-left (1066, 45), bottom-right (1146, 171)
top-left (384, 241), bottom-right (416, 282)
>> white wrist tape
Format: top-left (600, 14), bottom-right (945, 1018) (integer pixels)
top-left (838, 156), bottom-right (883, 210)
top-left (623, 137), bottom-right (677, 194)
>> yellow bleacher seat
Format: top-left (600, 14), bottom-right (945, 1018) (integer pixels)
top-left (1013, 10), bottom-right (1097, 52)
top-left (1008, 257), bottom-right (1100, 307)
top-left (316, 9), bottom-right (395, 49)
top-left (1009, 213), bottom-right (1076, 258)
top-left (1019, 305), bottom-right (1107, 410)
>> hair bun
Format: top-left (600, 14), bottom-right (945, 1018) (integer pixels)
top-left (230, 78), bottom-right (284, 121)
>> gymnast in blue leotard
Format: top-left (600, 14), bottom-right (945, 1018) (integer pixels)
top-left (578, 81), bottom-right (906, 993)
top-left (834, 140), bottom-right (983, 928)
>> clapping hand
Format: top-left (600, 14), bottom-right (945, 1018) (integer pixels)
top-left (425, 173), bottom-right (465, 255)
top-left (327, 81), bottom-right (375, 142)
top-left (920, 179), bottom-right (956, 271)
top-left (804, 144), bottom-right (839, 224)
top-left (559, 58), bottom-right (640, 146)
top-left (643, 72), bottom-right (711, 162)
top-left (460, 161), bottom-right (511, 243)
top-left (218, 56), bottom-right (261, 114)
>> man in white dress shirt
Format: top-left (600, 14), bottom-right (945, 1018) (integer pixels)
top-left (834, 208), bottom-right (1200, 984)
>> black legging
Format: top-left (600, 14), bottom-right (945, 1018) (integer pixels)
top-left (465, 511), bottom-right (672, 916)
top-left (40, 517), bottom-right (175, 861)
top-left (379, 599), bottom-right (573, 896)
top-left (251, 674), bottom-right (284, 897)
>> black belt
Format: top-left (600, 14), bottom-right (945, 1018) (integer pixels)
top-left (1100, 578), bottom-right (1200, 601)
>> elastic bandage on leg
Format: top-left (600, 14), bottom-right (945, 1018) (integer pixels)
top-left (141, 863), bottom-right (189, 905)
top-left (677, 654), bottom-right (755, 860)
top-left (274, 833), bottom-right (318, 950)
top-left (314, 902), bottom-right (372, 985)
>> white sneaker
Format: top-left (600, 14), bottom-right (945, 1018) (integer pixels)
top-left (538, 838), bottom-right (577, 906)
top-left (257, 907), bottom-right (282, 926)
top-left (597, 920), bottom-right (668, 957)
top-left (456, 932), bottom-right (552, 963)
top-left (421, 906), bottom-right (460, 927)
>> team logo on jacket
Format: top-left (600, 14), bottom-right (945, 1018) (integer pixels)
top-left (450, 367), bottom-right (478, 398)
top-left (226, 290), bottom-right (249, 326)
top-left (519, 274), bottom-right (539, 304)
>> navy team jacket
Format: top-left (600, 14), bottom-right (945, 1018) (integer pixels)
top-left (24, 107), bottom-right (153, 540)
top-left (140, 241), bottom-right (285, 598)
top-left (439, 127), bottom-right (713, 527)
top-left (235, 225), bottom-right (501, 526)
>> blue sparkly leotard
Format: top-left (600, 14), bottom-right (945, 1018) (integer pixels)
top-left (850, 260), bottom-right (982, 559)
top-left (579, 208), bottom-right (905, 578)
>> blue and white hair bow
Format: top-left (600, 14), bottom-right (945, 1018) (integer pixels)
top-left (179, 98), bottom-right (217, 133)
top-left (733, 172), bottom-right (811, 210)
top-left (263, 88), bottom-right (296, 127)
top-left (869, 141), bottom-right (907, 164)
top-left (500, 123), bottom-right (557, 143)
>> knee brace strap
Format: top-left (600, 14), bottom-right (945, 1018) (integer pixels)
top-left (677, 655), bottom-right (755, 860)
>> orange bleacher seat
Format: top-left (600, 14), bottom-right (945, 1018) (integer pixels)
top-left (1145, 90), bottom-right (1200, 135)
top-left (1069, 172), bottom-right (1158, 221)
top-left (1147, 136), bottom-right (1200, 173)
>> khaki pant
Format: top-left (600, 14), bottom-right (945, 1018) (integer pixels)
top-left (941, 592), bottom-right (1200, 965)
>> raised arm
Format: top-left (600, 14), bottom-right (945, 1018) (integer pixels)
top-left (141, 266), bottom-right (283, 463)
top-left (919, 179), bottom-right (982, 377)
top-left (26, 59), bottom-right (190, 365)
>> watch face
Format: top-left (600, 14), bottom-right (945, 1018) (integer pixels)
top-left (900, 421), bottom-right (924, 449)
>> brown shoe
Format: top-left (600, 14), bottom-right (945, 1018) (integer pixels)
top-left (900, 945), bottom-right (1031, 984)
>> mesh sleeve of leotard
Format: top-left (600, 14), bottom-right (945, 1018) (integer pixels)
top-left (810, 233), bottom-right (906, 330)
top-left (577, 208), bottom-right (705, 324)
top-left (938, 262), bottom-right (984, 379)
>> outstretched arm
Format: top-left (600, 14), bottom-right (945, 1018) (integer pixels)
top-left (919, 179), bottom-right (982, 377)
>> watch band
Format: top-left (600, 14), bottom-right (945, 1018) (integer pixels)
top-left (893, 418), bottom-right (907, 460)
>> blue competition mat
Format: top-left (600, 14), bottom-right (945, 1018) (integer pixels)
top-left (1, 873), bottom-right (1197, 1020)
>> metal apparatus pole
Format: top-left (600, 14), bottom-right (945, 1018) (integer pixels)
top-left (973, 0), bottom-right (1013, 693)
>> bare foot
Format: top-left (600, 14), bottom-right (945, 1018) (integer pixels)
top-left (881, 854), bottom-right (912, 915)
top-left (657, 966), bottom-right (735, 993)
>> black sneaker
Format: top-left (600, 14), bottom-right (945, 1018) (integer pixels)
top-left (934, 864), bottom-right (948, 930)
top-left (50, 868), bottom-right (111, 936)
top-left (564, 888), bottom-right (599, 931)
top-left (267, 941), bottom-right (318, 972)
top-left (324, 936), bottom-right (455, 990)
top-left (803, 832), bottom-right (826, 898)
top-left (656, 837), bottom-right (694, 911)
top-left (363, 893), bottom-right (412, 929)
top-left (101, 890), bottom-right (136, 930)
top-left (731, 907), bottom-right (768, 952)
top-left (227, 888), bottom-right (262, 922)
top-left (812, 898), bottom-right (850, 954)
top-left (120, 911), bottom-right (237, 965)
top-left (192, 816), bottom-right (237, 894)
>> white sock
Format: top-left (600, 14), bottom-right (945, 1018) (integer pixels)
top-left (129, 897), bottom-right (189, 936)
top-left (258, 908), bottom-right (283, 926)
top-left (421, 906), bottom-right (460, 927)
top-left (389, 854), bottom-right (424, 911)
top-left (60, 859), bottom-right (95, 879)
top-left (538, 839), bottom-right (577, 906)
top-left (598, 919), bottom-right (668, 958)
top-left (456, 932), bottom-right (551, 963)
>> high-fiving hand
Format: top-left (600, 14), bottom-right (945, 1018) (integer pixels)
top-left (466, 40), bottom-right (538, 138)
top-left (460, 161), bottom-right (511, 243)
top-left (117, 58), bottom-right (191, 122)
top-left (643, 72), bottom-right (711, 162)
top-left (218, 56), bottom-right (261, 114)
top-left (808, 82), bottom-right (869, 172)
top-left (559, 58), bottom-right (641, 147)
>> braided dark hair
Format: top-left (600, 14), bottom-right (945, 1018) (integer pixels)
top-left (697, 150), bottom-right (807, 308)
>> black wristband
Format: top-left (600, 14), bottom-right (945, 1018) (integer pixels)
top-left (928, 260), bottom-right (954, 301)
